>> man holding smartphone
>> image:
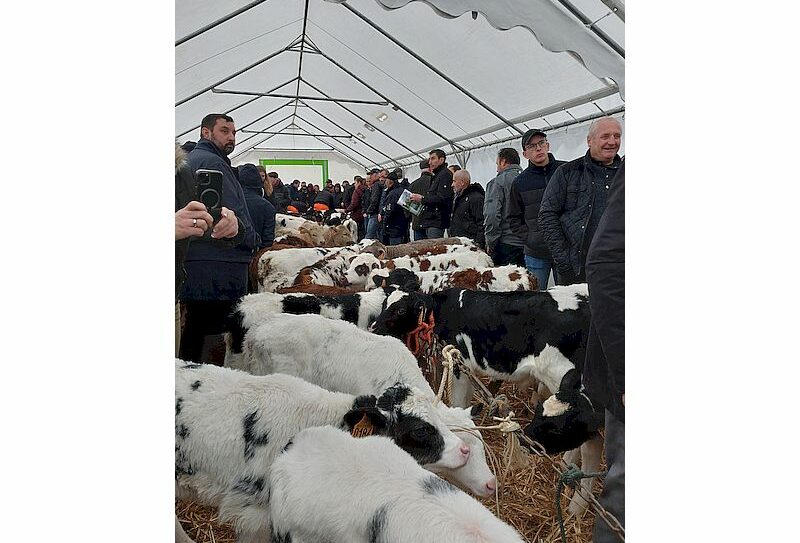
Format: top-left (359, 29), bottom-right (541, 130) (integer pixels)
top-left (178, 113), bottom-right (257, 364)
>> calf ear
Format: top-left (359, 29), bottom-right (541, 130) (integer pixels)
top-left (344, 399), bottom-right (389, 435)
top-left (372, 275), bottom-right (385, 288)
top-left (469, 404), bottom-right (484, 419)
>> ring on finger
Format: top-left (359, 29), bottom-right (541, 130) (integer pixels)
top-left (192, 218), bottom-right (197, 227)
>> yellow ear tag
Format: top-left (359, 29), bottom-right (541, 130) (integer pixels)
top-left (351, 413), bottom-right (374, 438)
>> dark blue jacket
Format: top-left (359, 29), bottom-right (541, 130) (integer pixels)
top-left (507, 154), bottom-right (565, 258)
top-left (180, 138), bottom-right (257, 301)
top-left (238, 164), bottom-right (276, 251)
top-left (538, 150), bottom-right (622, 278)
top-left (380, 183), bottom-right (410, 238)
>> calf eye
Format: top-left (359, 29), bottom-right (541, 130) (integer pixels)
top-left (411, 426), bottom-right (433, 441)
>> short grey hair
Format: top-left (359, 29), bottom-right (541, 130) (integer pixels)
top-left (453, 169), bottom-right (471, 183)
top-left (587, 116), bottom-right (622, 139)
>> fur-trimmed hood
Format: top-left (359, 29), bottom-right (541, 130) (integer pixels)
top-left (176, 144), bottom-right (188, 174)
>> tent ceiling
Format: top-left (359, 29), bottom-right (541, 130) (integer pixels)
top-left (176, 0), bottom-right (624, 168)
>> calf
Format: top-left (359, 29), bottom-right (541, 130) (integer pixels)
top-left (360, 236), bottom-right (477, 260)
top-left (274, 213), bottom-right (357, 247)
top-left (225, 285), bottom-right (393, 368)
top-left (253, 242), bottom-right (366, 292)
top-left (370, 284), bottom-right (605, 512)
top-left (368, 265), bottom-right (538, 293)
top-left (269, 426), bottom-right (525, 543)
top-left (238, 314), bottom-right (496, 496)
top-left (175, 361), bottom-right (469, 543)
top-left (346, 249), bottom-right (494, 288)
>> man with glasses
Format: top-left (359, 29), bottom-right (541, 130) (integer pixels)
top-left (508, 129), bottom-right (565, 289)
top-left (539, 116), bottom-right (623, 285)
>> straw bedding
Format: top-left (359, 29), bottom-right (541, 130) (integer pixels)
top-left (176, 380), bottom-right (605, 543)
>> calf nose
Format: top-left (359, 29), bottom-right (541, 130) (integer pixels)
top-left (486, 477), bottom-right (498, 494)
top-left (459, 443), bottom-right (471, 457)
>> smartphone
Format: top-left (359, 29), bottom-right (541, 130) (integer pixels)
top-left (195, 169), bottom-right (224, 211)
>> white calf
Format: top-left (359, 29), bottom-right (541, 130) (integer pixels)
top-left (175, 361), bottom-right (469, 543)
top-left (239, 313), bottom-right (496, 497)
top-left (269, 426), bottom-right (525, 543)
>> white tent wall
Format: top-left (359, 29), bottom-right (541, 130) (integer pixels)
top-left (462, 115), bottom-right (625, 188)
top-left (232, 149), bottom-right (364, 185)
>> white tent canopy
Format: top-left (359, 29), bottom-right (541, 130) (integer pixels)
top-left (176, 0), bottom-right (624, 183)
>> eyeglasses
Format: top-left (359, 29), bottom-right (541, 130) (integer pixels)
top-left (524, 140), bottom-right (549, 151)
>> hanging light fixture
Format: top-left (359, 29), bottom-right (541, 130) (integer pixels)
top-left (376, 113), bottom-right (388, 122)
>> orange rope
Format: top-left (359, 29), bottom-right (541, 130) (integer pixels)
top-left (405, 311), bottom-right (436, 356)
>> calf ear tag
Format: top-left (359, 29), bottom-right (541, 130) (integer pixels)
top-left (351, 413), bottom-right (374, 438)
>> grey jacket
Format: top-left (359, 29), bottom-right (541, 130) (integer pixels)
top-left (483, 164), bottom-right (524, 248)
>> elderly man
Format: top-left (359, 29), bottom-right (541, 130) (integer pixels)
top-left (538, 116), bottom-right (623, 285)
top-left (179, 113), bottom-right (257, 364)
top-left (448, 169), bottom-right (485, 249)
top-left (483, 148), bottom-right (525, 266)
top-left (508, 128), bottom-right (566, 289)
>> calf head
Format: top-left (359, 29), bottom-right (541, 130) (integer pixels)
top-left (345, 253), bottom-right (383, 286)
top-left (369, 290), bottom-right (431, 339)
top-left (523, 370), bottom-right (604, 454)
top-left (344, 383), bottom-right (469, 470)
top-left (432, 404), bottom-right (497, 498)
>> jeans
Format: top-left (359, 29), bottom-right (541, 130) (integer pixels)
top-left (492, 242), bottom-right (525, 266)
top-left (365, 215), bottom-right (379, 239)
top-left (524, 255), bottom-right (552, 290)
top-left (388, 236), bottom-right (404, 246)
top-left (425, 227), bottom-right (444, 239)
top-left (179, 300), bottom-right (237, 365)
top-left (413, 228), bottom-right (427, 241)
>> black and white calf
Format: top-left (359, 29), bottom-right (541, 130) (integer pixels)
top-left (175, 361), bottom-right (469, 543)
top-left (370, 284), bottom-right (605, 512)
top-left (224, 286), bottom-right (396, 368)
top-left (269, 426), bottom-right (525, 543)
top-left (238, 313), bottom-right (497, 496)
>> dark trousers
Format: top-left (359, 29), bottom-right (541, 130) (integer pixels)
top-left (178, 300), bottom-right (237, 365)
top-left (593, 409), bottom-right (625, 543)
top-left (412, 228), bottom-right (427, 241)
top-left (492, 242), bottom-right (525, 266)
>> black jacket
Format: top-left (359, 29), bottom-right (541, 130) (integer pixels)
top-left (449, 183), bottom-right (485, 248)
top-left (508, 154), bottom-right (565, 258)
top-left (380, 183), bottom-right (410, 238)
top-left (366, 181), bottom-right (384, 215)
top-left (343, 184), bottom-right (355, 209)
top-left (268, 181), bottom-right (291, 213)
top-left (583, 161), bottom-right (625, 421)
top-left (419, 163), bottom-right (454, 229)
top-left (238, 164), bottom-right (276, 251)
top-left (409, 172), bottom-right (433, 230)
top-left (538, 150), bottom-right (622, 278)
top-left (314, 189), bottom-right (336, 209)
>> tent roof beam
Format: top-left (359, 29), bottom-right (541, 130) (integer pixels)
top-left (175, 0), bottom-right (271, 47)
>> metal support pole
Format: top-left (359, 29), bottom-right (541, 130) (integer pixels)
top-left (175, 77), bottom-right (297, 139)
top-left (314, 48), bottom-right (464, 152)
top-left (555, 0), bottom-right (624, 58)
top-left (234, 113), bottom-right (294, 149)
top-left (342, 3), bottom-right (523, 135)
top-left (292, 0), bottom-right (311, 119)
top-left (599, 0), bottom-right (625, 21)
top-left (211, 89), bottom-right (389, 106)
top-left (240, 129), bottom-right (353, 138)
top-left (294, 115), bottom-right (379, 166)
top-left (230, 132), bottom-right (279, 161)
top-left (176, 0), bottom-right (271, 46)
top-left (301, 80), bottom-right (424, 161)
top-left (288, 128), bottom-right (369, 170)
top-left (175, 45), bottom-right (290, 107)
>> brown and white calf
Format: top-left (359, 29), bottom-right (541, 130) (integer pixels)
top-left (366, 265), bottom-right (539, 293)
top-left (345, 249), bottom-right (494, 288)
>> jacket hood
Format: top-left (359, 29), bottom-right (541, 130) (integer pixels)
top-left (526, 153), bottom-right (560, 173)
top-left (458, 183), bottom-right (485, 197)
top-left (238, 164), bottom-right (264, 190)
top-left (175, 144), bottom-right (187, 174)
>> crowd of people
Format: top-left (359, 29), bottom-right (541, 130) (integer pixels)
top-left (174, 111), bottom-right (625, 543)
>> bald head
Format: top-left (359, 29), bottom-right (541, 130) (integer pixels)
top-left (452, 169), bottom-right (471, 193)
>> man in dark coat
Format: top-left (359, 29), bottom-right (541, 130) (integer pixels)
top-left (267, 172), bottom-right (291, 213)
top-left (314, 184), bottom-right (336, 210)
top-left (508, 128), bottom-right (566, 289)
top-left (364, 169), bottom-right (383, 240)
top-left (484, 148), bottom-right (525, 266)
top-left (409, 149), bottom-right (453, 239)
top-left (237, 164), bottom-right (276, 251)
top-left (448, 169), bottom-right (485, 249)
top-left (378, 171), bottom-right (410, 245)
top-left (538, 117), bottom-right (623, 285)
top-left (345, 176), bottom-right (367, 240)
top-left (179, 114), bottom-right (258, 364)
top-left (583, 160), bottom-right (625, 543)
top-left (408, 159), bottom-right (433, 241)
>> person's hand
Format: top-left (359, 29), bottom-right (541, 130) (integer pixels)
top-left (377, 214), bottom-right (383, 223)
top-left (409, 193), bottom-right (423, 203)
top-left (175, 201), bottom-right (214, 240)
top-left (212, 207), bottom-right (239, 239)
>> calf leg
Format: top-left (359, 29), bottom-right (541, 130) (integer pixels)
top-left (562, 447), bottom-right (580, 467)
top-left (449, 372), bottom-right (475, 407)
top-left (568, 433), bottom-right (604, 515)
